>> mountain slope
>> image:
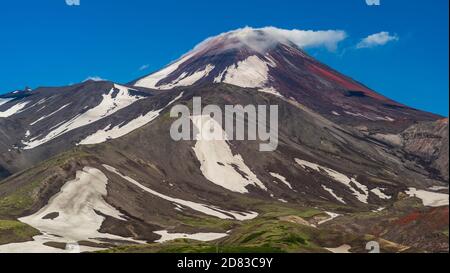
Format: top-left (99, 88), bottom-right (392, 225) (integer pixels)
top-left (1, 85), bottom-right (448, 252)
top-left (133, 27), bottom-right (441, 132)
top-left (0, 27), bottom-right (448, 253)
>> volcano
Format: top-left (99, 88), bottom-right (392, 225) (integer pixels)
top-left (0, 27), bottom-right (448, 253)
top-left (133, 27), bottom-right (440, 132)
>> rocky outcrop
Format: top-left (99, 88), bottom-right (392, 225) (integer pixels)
top-left (401, 118), bottom-right (449, 181)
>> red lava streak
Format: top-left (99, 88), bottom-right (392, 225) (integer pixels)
top-left (307, 63), bottom-right (401, 105)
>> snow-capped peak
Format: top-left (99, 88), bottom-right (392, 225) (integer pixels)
top-left (193, 26), bottom-right (346, 54)
top-left (133, 27), bottom-right (346, 91)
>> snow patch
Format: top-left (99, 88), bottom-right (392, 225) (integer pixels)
top-left (215, 55), bottom-right (282, 96)
top-left (134, 54), bottom-right (194, 89)
top-left (371, 188), bottom-right (391, 200)
top-left (295, 159), bottom-right (369, 204)
top-left (22, 85), bottom-right (144, 149)
top-left (157, 65), bottom-right (215, 89)
top-left (269, 172), bottom-right (293, 189)
top-left (376, 116), bottom-right (395, 122)
top-left (259, 87), bottom-right (283, 97)
top-left (372, 207), bottom-right (385, 213)
top-left (0, 101), bottom-right (30, 118)
top-left (192, 115), bottom-right (267, 193)
top-left (428, 186), bottom-right (449, 191)
top-left (103, 164), bottom-right (258, 220)
top-left (0, 233), bottom-right (104, 253)
top-left (30, 104), bottom-right (71, 126)
top-left (318, 211), bottom-right (341, 225)
top-left (406, 188), bottom-right (449, 207)
top-left (0, 167), bottom-right (141, 253)
top-left (325, 244), bottom-right (351, 253)
top-left (344, 111), bottom-right (372, 120)
top-left (219, 56), bottom-right (269, 87)
top-left (79, 92), bottom-right (183, 145)
top-left (322, 185), bottom-right (346, 204)
top-left (0, 98), bottom-right (13, 106)
top-left (154, 230), bottom-right (228, 243)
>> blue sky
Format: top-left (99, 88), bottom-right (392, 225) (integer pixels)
top-left (0, 0), bottom-right (448, 116)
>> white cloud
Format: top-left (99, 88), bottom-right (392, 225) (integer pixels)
top-left (84, 76), bottom-right (106, 82)
top-left (139, 64), bottom-right (150, 71)
top-left (194, 26), bottom-right (348, 53)
top-left (357, 32), bottom-right (399, 49)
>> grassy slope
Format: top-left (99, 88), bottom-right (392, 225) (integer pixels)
top-left (0, 142), bottom-right (445, 252)
top-left (101, 199), bottom-right (433, 253)
top-left (0, 220), bottom-right (39, 245)
top-left (100, 204), bottom-right (363, 253)
top-left (0, 150), bottom-right (90, 219)
top-left (0, 150), bottom-right (92, 246)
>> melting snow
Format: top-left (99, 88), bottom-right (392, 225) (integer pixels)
top-left (322, 185), bottom-right (346, 204)
top-left (428, 186), bottom-right (449, 191)
top-left (219, 56), bottom-right (269, 87)
top-left (0, 233), bottom-right (104, 253)
top-left (372, 207), bottom-right (386, 213)
top-left (325, 244), bottom-right (351, 253)
top-left (135, 52), bottom-right (283, 96)
top-left (134, 54), bottom-right (194, 89)
top-left (331, 111), bottom-right (340, 116)
top-left (269, 172), bottom-right (293, 189)
top-left (0, 101), bottom-right (30, 118)
top-left (80, 92), bottom-right (183, 145)
top-left (0, 98), bottom-right (13, 106)
top-left (0, 167), bottom-right (141, 253)
top-left (318, 211), bottom-right (341, 225)
top-left (406, 188), bottom-right (449, 207)
top-left (215, 55), bottom-right (282, 96)
top-left (22, 85), bottom-right (144, 149)
top-left (259, 87), bottom-right (283, 97)
top-left (30, 103), bottom-right (71, 126)
top-left (370, 188), bottom-right (391, 200)
top-left (103, 164), bottom-right (258, 220)
top-left (375, 116), bottom-right (395, 122)
top-left (344, 111), bottom-right (372, 120)
top-left (154, 230), bottom-right (228, 243)
top-left (157, 65), bottom-right (215, 89)
top-left (295, 159), bottom-right (369, 204)
top-left (191, 115), bottom-right (267, 193)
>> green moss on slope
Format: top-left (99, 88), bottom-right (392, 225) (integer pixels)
top-left (0, 220), bottom-right (40, 245)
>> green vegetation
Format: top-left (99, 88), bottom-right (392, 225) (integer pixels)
top-left (0, 220), bottom-right (39, 245)
top-left (103, 203), bottom-right (349, 253)
top-left (255, 203), bottom-right (324, 218)
top-left (0, 149), bottom-right (91, 219)
top-left (100, 240), bottom-right (286, 254)
top-left (0, 149), bottom-right (94, 246)
top-left (0, 180), bottom-right (41, 218)
top-left (178, 216), bottom-right (237, 232)
top-left (219, 218), bottom-right (320, 252)
top-left (101, 216), bottom-right (342, 253)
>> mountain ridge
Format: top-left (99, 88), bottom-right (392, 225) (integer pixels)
top-left (0, 27), bottom-right (448, 253)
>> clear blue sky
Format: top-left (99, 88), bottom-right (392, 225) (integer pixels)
top-left (0, 0), bottom-right (448, 116)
